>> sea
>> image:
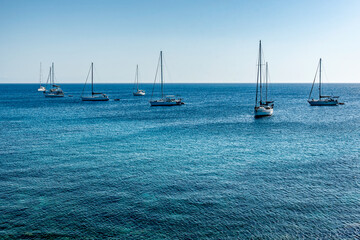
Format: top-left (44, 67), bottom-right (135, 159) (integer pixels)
top-left (0, 83), bottom-right (359, 239)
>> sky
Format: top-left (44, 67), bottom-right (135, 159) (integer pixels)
top-left (0, 0), bottom-right (359, 83)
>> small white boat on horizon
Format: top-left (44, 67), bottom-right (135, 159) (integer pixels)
top-left (150, 51), bottom-right (184, 106)
top-left (133, 64), bottom-right (146, 96)
top-left (133, 90), bottom-right (146, 96)
top-left (38, 86), bottom-right (46, 92)
top-left (308, 58), bottom-right (342, 106)
top-left (43, 63), bottom-right (64, 98)
top-left (81, 62), bottom-right (109, 101)
top-left (254, 41), bottom-right (274, 118)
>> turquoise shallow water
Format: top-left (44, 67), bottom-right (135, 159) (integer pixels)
top-left (0, 83), bottom-right (359, 239)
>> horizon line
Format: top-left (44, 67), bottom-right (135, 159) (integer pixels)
top-left (0, 82), bottom-right (357, 84)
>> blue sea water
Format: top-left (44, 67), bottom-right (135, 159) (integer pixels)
top-left (0, 83), bottom-right (359, 239)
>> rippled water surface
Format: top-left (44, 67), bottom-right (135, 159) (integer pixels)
top-left (0, 83), bottom-right (359, 239)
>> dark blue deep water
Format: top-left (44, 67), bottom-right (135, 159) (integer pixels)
top-left (0, 83), bottom-right (359, 239)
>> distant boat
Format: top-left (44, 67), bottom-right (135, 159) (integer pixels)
top-left (133, 65), bottom-right (145, 96)
top-left (38, 86), bottom-right (46, 92)
top-left (37, 62), bottom-right (46, 92)
top-left (43, 63), bottom-right (64, 98)
top-left (81, 62), bottom-right (109, 101)
top-left (149, 51), bottom-right (184, 106)
top-left (254, 41), bottom-right (274, 117)
top-left (308, 58), bottom-right (341, 106)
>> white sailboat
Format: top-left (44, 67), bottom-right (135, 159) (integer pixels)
top-left (308, 58), bottom-right (341, 106)
top-left (81, 62), bottom-right (109, 101)
top-left (37, 62), bottom-right (46, 92)
top-left (133, 64), bottom-right (145, 96)
top-left (43, 63), bottom-right (64, 98)
top-left (149, 51), bottom-right (184, 106)
top-left (254, 41), bottom-right (274, 117)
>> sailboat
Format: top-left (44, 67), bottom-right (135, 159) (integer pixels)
top-left (133, 65), bottom-right (145, 96)
top-left (81, 62), bottom-right (109, 101)
top-left (150, 51), bottom-right (184, 106)
top-left (254, 41), bottom-right (274, 117)
top-left (37, 62), bottom-right (46, 92)
top-left (308, 58), bottom-right (340, 106)
top-left (43, 63), bottom-right (64, 98)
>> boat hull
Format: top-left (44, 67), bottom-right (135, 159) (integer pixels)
top-left (44, 93), bottom-right (64, 98)
top-left (81, 96), bottom-right (109, 101)
top-left (38, 88), bottom-right (46, 92)
top-left (150, 100), bottom-right (183, 106)
top-left (44, 87), bottom-right (64, 97)
top-left (254, 106), bottom-right (273, 117)
top-left (308, 100), bottom-right (338, 106)
top-left (133, 91), bottom-right (145, 96)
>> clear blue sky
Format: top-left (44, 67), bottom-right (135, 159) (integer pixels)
top-left (0, 0), bottom-right (359, 83)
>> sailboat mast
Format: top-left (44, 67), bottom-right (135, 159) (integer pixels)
top-left (39, 62), bottom-right (42, 86)
top-left (47, 67), bottom-right (51, 87)
top-left (255, 41), bottom-right (261, 106)
top-left (266, 62), bottom-right (268, 102)
top-left (259, 41), bottom-right (263, 104)
top-left (52, 62), bottom-right (54, 85)
top-left (136, 64), bottom-right (139, 91)
top-left (160, 51), bottom-right (163, 98)
top-left (319, 58), bottom-right (322, 99)
top-left (91, 62), bottom-right (94, 96)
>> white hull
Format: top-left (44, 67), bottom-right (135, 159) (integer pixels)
top-left (308, 100), bottom-right (338, 106)
top-left (81, 95), bottom-right (109, 101)
top-left (254, 106), bottom-right (273, 117)
top-left (38, 87), bottom-right (46, 92)
top-left (133, 90), bottom-right (145, 96)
